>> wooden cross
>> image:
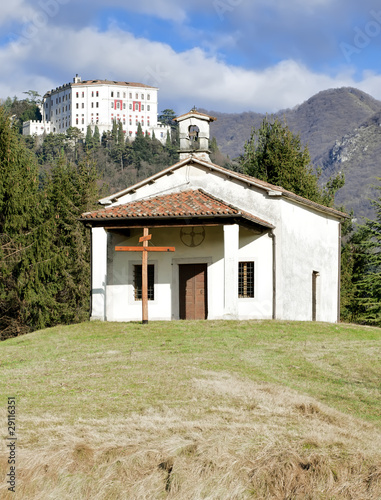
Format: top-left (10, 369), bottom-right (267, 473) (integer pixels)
top-left (115, 228), bottom-right (175, 324)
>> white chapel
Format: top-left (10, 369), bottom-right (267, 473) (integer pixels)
top-left (81, 109), bottom-right (346, 323)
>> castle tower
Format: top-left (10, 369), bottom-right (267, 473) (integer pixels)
top-left (174, 108), bottom-right (217, 162)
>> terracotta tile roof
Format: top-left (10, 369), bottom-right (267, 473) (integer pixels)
top-left (72, 80), bottom-right (156, 89)
top-left (81, 189), bottom-right (274, 228)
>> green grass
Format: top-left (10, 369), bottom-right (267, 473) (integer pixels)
top-left (1, 320), bottom-right (381, 499)
top-left (2, 320), bottom-right (379, 424)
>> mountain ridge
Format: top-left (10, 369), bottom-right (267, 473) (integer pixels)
top-left (207, 87), bottom-right (381, 219)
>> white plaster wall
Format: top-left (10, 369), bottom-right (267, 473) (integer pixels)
top-left (91, 227), bottom-right (108, 320)
top-left (277, 199), bottom-right (339, 322)
top-left (237, 227), bottom-right (273, 320)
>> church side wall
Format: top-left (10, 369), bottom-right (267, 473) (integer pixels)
top-left (277, 199), bottom-right (340, 322)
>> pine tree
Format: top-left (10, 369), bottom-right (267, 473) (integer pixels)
top-left (85, 125), bottom-right (94, 149)
top-left (93, 125), bottom-right (100, 145)
top-left (117, 121), bottom-right (124, 145)
top-left (46, 154), bottom-right (98, 324)
top-left (351, 183), bottom-right (381, 325)
top-left (240, 116), bottom-right (325, 203)
top-left (111, 119), bottom-right (118, 143)
top-left (0, 106), bottom-right (58, 338)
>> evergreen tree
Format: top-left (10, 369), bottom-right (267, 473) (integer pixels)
top-left (117, 121), bottom-right (124, 145)
top-left (111, 119), bottom-right (118, 143)
top-left (240, 116), bottom-right (344, 206)
top-left (132, 124), bottom-right (148, 170)
top-left (93, 125), bottom-right (101, 145)
top-left (350, 183), bottom-right (381, 325)
top-left (0, 106), bottom-right (58, 338)
top-left (85, 125), bottom-right (94, 149)
top-left (46, 154), bottom-right (99, 324)
top-left (158, 109), bottom-right (177, 126)
top-left (240, 116), bottom-right (324, 203)
top-left (0, 106), bottom-right (100, 338)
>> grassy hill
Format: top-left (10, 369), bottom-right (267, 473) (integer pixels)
top-left (1, 320), bottom-right (381, 499)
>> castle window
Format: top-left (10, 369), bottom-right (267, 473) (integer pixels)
top-left (111, 91), bottom-right (114, 97)
top-left (147, 94), bottom-right (150, 100)
top-left (147, 105), bottom-right (150, 111)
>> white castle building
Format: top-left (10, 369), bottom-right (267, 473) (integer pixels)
top-left (23, 75), bottom-right (170, 142)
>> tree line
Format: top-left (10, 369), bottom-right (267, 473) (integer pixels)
top-left (1, 99), bottom-right (380, 339)
top-left (0, 105), bottom-right (98, 339)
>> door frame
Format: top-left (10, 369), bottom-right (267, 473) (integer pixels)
top-left (172, 257), bottom-right (212, 320)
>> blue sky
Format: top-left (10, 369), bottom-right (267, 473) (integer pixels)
top-left (1, 0), bottom-right (381, 113)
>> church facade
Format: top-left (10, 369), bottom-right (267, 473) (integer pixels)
top-left (81, 110), bottom-right (346, 323)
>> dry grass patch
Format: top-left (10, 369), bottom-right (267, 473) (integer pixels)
top-left (1, 320), bottom-right (380, 498)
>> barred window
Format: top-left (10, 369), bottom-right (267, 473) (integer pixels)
top-left (238, 262), bottom-right (255, 298)
top-left (134, 265), bottom-right (154, 301)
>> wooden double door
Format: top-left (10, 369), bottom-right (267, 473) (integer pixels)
top-left (179, 264), bottom-right (208, 320)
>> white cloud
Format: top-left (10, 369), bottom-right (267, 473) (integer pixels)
top-left (0, 23), bottom-right (380, 113)
top-left (0, 1), bottom-right (35, 23)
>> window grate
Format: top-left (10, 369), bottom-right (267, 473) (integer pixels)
top-left (238, 262), bottom-right (255, 298)
top-left (134, 265), bottom-right (154, 300)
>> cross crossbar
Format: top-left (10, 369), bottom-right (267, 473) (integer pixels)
top-left (115, 246), bottom-right (175, 252)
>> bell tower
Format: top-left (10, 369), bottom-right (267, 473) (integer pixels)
top-left (174, 108), bottom-right (217, 162)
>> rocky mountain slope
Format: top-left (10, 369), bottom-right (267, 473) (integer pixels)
top-left (208, 88), bottom-right (381, 219)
